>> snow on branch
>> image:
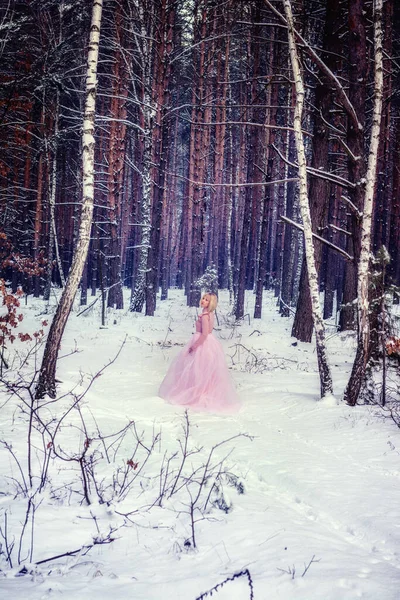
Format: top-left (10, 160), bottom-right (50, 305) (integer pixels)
top-left (280, 215), bottom-right (354, 261)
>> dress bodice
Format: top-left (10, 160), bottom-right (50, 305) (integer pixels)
top-left (195, 311), bottom-right (214, 334)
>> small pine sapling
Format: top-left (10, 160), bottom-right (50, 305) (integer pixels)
top-left (194, 264), bottom-right (219, 295)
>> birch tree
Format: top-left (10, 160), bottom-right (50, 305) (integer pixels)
top-left (344, 0), bottom-right (384, 406)
top-left (291, 0), bottom-right (342, 341)
top-left (36, 0), bottom-right (103, 399)
top-left (281, 0), bottom-right (333, 398)
top-left (339, 0), bottom-right (368, 331)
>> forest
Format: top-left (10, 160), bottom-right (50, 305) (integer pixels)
top-left (2, 2), bottom-right (400, 596)
top-left (0, 0), bottom-right (399, 404)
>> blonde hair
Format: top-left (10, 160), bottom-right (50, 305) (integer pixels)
top-left (200, 292), bottom-right (218, 312)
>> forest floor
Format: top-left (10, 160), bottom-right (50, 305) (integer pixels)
top-left (1, 289), bottom-right (400, 599)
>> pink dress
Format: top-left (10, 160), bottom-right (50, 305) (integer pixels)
top-left (159, 311), bottom-right (240, 413)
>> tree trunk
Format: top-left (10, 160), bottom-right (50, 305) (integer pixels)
top-left (130, 2), bottom-right (154, 313)
top-left (339, 0), bottom-right (368, 331)
top-left (187, 4), bottom-right (214, 306)
top-left (130, 109), bottom-right (152, 313)
top-left (280, 131), bottom-right (297, 317)
top-left (36, 0), bottom-right (103, 399)
top-left (161, 116), bottom-right (179, 299)
top-left (388, 106), bottom-right (400, 286)
top-left (344, 0), bottom-right (384, 405)
top-left (234, 15), bottom-right (261, 320)
top-left (255, 43), bottom-right (277, 318)
top-left (107, 6), bottom-right (128, 310)
top-left (145, 0), bottom-right (175, 316)
top-left (291, 0), bottom-right (340, 340)
top-left (283, 0), bottom-right (333, 398)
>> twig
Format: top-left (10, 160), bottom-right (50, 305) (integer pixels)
top-left (195, 569), bottom-right (254, 600)
top-left (341, 195), bottom-right (363, 218)
top-left (277, 564), bottom-right (296, 579)
top-left (0, 440), bottom-right (28, 494)
top-left (76, 281), bottom-right (123, 317)
top-left (35, 534), bottom-right (117, 566)
top-left (302, 554), bottom-right (320, 577)
top-left (0, 512), bottom-right (14, 568)
top-left (161, 319), bottom-right (173, 348)
top-left (169, 411), bottom-right (191, 498)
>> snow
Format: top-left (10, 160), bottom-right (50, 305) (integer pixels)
top-left (1, 289), bottom-right (400, 599)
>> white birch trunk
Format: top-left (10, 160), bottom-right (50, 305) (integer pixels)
top-left (36, 0), bottom-right (103, 399)
top-left (283, 0), bottom-right (333, 398)
top-left (344, 0), bottom-right (384, 405)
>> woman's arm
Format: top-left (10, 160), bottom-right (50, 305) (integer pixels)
top-left (189, 313), bottom-right (210, 353)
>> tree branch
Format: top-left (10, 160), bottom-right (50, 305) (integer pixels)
top-left (272, 143), bottom-right (355, 189)
top-left (280, 215), bottom-right (354, 261)
top-left (263, 0), bottom-right (362, 131)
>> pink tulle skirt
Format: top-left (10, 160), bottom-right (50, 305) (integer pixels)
top-left (159, 333), bottom-right (241, 413)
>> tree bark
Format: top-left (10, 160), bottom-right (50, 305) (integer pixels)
top-left (291, 0), bottom-right (341, 341)
top-left (36, 0), bottom-right (103, 399)
top-left (130, 1), bottom-right (154, 313)
top-left (145, 0), bottom-right (175, 316)
top-left (283, 0), bottom-right (333, 398)
top-left (344, 0), bottom-right (384, 405)
top-left (339, 0), bottom-right (368, 330)
top-left (106, 5), bottom-right (128, 310)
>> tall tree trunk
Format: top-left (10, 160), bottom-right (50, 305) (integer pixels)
top-left (145, 0), bottom-right (175, 316)
top-left (339, 0), bottom-right (368, 331)
top-left (161, 116), bottom-right (179, 299)
top-left (291, 0), bottom-right (340, 340)
top-left (388, 106), bottom-right (400, 286)
top-left (36, 0), bottom-right (103, 399)
top-left (211, 32), bottom-right (230, 283)
top-left (344, 0), bottom-right (384, 405)
top-left (130, 105), bottom-right (152, 313)
top-left (232, 113), bottom-right (247, 300)
top-left (187, 4), bottom-right (214, 306)
top-left (280, 129), bottom-right (297, 317)
top-left (283, 0), bottom-right (333, 398)
top-left (33, 100), bottom-right (46, 298)
top-left (254, 41), bottom-right (277, 318)
top-left (130, 2), bottom-right (154, 313)
top-left (44, 90), bottom-right (65, 301)
top-left (234, 15), bottom-right (261, 320)
top-left (107, 5), bottom-right (128, 310)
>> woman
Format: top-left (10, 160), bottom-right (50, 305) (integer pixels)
top-left (159, 293), bottom-right (240, 413)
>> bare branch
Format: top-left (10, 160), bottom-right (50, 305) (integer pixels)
top-left (272, 143), bottom-right (355, 189)
top-left (263, 0), bottom-right (362, 131)
top-left (302, 555), bottom-right (321, 577)
top-left (328, 223), bottom-right (352, 237)
top-left (165, 170), bottom-right (299, 189)
top-left (341, 195), bottom-right (363, 218)
top-left (280, 215), bottom-right (353, 261)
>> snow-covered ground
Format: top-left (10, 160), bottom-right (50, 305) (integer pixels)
top-left (1, 289), bottom-right (400, 599)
